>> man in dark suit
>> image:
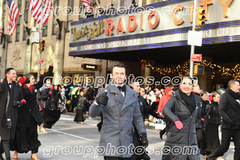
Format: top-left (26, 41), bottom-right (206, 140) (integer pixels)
top-left (207, 79), bottom-right (240, 160)
top-left (0, 68), bottom-right (25, 160)
top-left (90, 64), bottom-right (147, 160)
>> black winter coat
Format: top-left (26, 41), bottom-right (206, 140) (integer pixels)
top-left (201, 100), bottom-right (208, 118)
top-left (195, 95), bottom-right (202, 129)
top-left (10, 83), bottom-right (24, 139)
top-left (50, 89), bottom-right (63, 110)
top-left (77, 96), bottom-right (88, 110)
top-left (17, 66), bottom-right (53, 128)
top-left (138, 95), bottom-right (160, 121)
top-left (162, 90), bottom-right (200, 160)
top-left (0, 80), bottom-right (23, 140)
top-left (207, 101), bottom-right (221, 125)
top-left (219, 89), bottom-right (240, 129)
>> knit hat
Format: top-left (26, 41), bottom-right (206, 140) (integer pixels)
top-left (165, 87), bottom-right (172, 94)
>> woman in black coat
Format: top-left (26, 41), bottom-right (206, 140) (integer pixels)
top-left (205, 92), bottom-right (222, 157)
top-left (74, 90), bottom-right (89, 124)
top-left (42, 84), bottom-right (63, 131)
top-left (11, 64), bottom-right (53, 160)
top-left (162, 76), bottom-right (200, 160)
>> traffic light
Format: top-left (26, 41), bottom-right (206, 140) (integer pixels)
top-left (197, 8), bottom-right (205, 28)
top-left (194, 63), bottom-right (205, 75)
top-left (40, 39), bottom-right (45, 52)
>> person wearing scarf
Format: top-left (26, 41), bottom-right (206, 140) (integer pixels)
top-left (162, 76), bottom-right (200, 160)
top-left (207, 80), bottom-right (240, 160)
top-left (11, 64), bottom-right (53, 160)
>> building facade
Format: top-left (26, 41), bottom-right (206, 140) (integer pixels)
top-left (1, 0), bottom-right (240, 90)
top-left (1, 0), bottom-right (148, 84)
top-left (69, 0), bottom-right (240, 90)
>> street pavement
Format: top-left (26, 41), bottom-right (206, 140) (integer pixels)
top-left (10, 113), bottom-right (235, 160)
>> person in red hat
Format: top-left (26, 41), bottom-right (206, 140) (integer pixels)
top-left (157, 87), bottom-right (173, 140)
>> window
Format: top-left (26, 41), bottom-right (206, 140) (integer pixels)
top-left (52, 0), bottom-right (59, 35)
top-left (24, 0), bottom-right (29, 23)
top-left (15, 23), bottom-right (20, 41)
top-left (23, 0), bottom-right (29, 40)
top-left (34, 21), bottom-right (39, 32)
top-left (43, 21), bottom-right (48, 37)
top-left (120, 0), bottom-right (124, 7)
top-left (66, 0), bottom-right (74, 32)
top-left (1, 0), bottom-right (6, 44)
top-left (16, 0), bottom-right (21, 41)
top-left (2, 0), bottom-right (6, 27)
top-left (8, 35), bottom-right (12, 43)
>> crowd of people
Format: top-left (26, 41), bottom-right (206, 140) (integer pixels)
top-left (0, 63), bottom-right (240, 160)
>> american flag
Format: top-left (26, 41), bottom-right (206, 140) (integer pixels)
top-left (6, 0), bottom-right (19, 35)
top-left (29, 0), bottom-right (52, 27)
top-left (81, 0), bottom-right (93, 12)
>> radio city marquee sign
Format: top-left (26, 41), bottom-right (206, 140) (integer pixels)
top-left (69, 0), bottom-right (240, 54)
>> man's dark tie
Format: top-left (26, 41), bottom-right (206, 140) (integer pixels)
top-left (117, 85), bottom-right (125, 92)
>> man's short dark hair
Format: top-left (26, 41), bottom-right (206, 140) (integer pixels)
top-left (228, 79), bottom-right (239, 88)
top-left (5, 68), bottom-right (15, 76)
top-left (200, 91), bottom-right (208, 96)
top-left (111, 64), bottom-right (126, 74)
top-left (212, 91), bottom-right (220, 98)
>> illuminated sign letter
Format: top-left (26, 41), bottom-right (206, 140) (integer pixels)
top-left (128, 15), bottom-right (137, 32)
top-left (189, 3), bottom-right (193, 23)
top-left (147, 11), bottom-right (159, 29)
top-left (106, 20), bottom-right (114, 36)
top-left (116, 17), bottom-right (125, 34)
top-left (141, 13), bottom-right (145, 31)
top-left (172, 5), bottom-right (184, 26)
top-left (218, 0), bottom-right (233, 18)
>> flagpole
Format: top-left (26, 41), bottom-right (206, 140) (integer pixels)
top-left (189, 0), bottom-right (198, 78)
top-left (37, 0), bottom-right (44, 82)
